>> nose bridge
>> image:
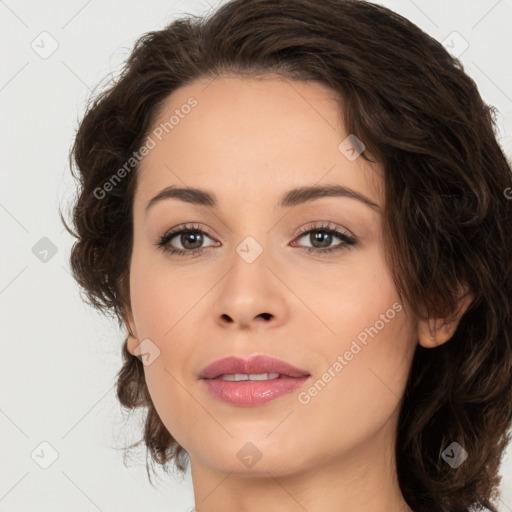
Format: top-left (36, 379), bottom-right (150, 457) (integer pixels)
top-left (226, 199), bottom-right (275, 266)
top-left (226, 228), bottom-right (272, 294)
top-left (213, 226), bottom-right (287, 330)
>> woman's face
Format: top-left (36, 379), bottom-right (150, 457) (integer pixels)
top-left (125, 75), bottom-right (419, 477)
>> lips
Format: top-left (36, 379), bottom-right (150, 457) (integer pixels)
top-left (199, 355), bottom-right (312, 407)
top-left (198, 355), bottom-right (310, 380)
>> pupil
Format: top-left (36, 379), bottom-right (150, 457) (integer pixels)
top-left (182, 231), bottom-right (203, 249)
top-left (312, 231), bottom-right (331, 248)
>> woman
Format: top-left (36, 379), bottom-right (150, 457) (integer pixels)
top-left (62, 0), bottom-right (512, 510)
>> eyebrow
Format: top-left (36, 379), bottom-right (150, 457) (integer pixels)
top-left (145, 184), bottom-right (381, 213)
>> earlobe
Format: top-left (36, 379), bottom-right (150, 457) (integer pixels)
top-left (417, 286), bottom-right (474, 348)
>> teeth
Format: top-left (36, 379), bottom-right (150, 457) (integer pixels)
top-left (219, 372), bottom-right (280, 381)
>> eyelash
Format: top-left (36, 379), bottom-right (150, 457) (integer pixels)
top-left (155, 222), bottom-right (357, 258)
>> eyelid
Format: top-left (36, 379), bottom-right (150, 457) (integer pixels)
top-left (293, 221), bottom-right (355, 239)
top-left (159, 222), bottom-right (218, 245)
top-left (160, 221), bottom-right (354, 241)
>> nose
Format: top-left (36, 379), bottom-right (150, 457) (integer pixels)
top-left (220, 311), bottom-right (273, 329)
top-left (213, 248), bottom-right (289, 332)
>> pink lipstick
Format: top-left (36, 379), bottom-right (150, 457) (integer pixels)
top-left (199, 355), bottom-right (311, 407)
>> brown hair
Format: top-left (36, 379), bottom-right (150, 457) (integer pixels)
top-left (61, 1), bottom-right (512, 510)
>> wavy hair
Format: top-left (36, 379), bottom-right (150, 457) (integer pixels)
top-left (61, 1), bottom-right (512, 510)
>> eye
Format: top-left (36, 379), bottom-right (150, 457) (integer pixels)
top-left (291, 222), bottom-right (357, 255)
top-left (155, 221), bottom-right (358, 257)
top-left (155, 223), bottom-right (218, 257)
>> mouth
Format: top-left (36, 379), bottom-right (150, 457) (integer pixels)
top-left (209, 372), bottom-right (284, 381)
top-left (199, 355), bottom-right (311, 406)
top-left (199, 354), bottom-right (310, 379)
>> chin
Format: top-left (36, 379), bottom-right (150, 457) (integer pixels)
top-left (192, 438), bottom-right (314, 477)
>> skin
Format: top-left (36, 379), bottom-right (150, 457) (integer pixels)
top-left (123, 74), bottom-right (473, 512)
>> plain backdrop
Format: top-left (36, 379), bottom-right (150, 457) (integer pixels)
top-left (1, 0), bottom-right (511, 511)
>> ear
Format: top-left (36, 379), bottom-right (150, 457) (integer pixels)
top-left (118, 274), bottom-right (139, 356)
top-left (122, 307), bottom-right (140, 356)
top-left (417, 284), bottom-right (474, 348)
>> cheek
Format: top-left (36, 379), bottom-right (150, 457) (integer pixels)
top-left (298, 248), bottom-right (414, 416)
top-left (294, 245), bottom-right (403, 346)
top-left (297, 303), bottom-right (413, 459)
top-left (127, 249), bottom-right (211, 440)
top-left (128, 243), bottom-right (203, 337)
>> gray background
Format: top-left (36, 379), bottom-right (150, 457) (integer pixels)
top-left (1, 0), bottom-right (511, 510)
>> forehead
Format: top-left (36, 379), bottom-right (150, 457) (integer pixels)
top-left (134, 74), bottom-right (383, 210)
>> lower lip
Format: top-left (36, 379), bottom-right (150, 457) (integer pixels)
top-left (201, 375), bottom-right (310, 406)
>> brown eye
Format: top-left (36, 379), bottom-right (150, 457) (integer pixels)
top-left (156, 224), bottom-right (217, 257)
top-left (291, 222), bottom-right (357, 255)
top-left (176, 230), bottom-right (205, 250)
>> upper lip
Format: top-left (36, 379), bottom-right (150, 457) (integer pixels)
top-left (199, 355), bottom-right (310, 379)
